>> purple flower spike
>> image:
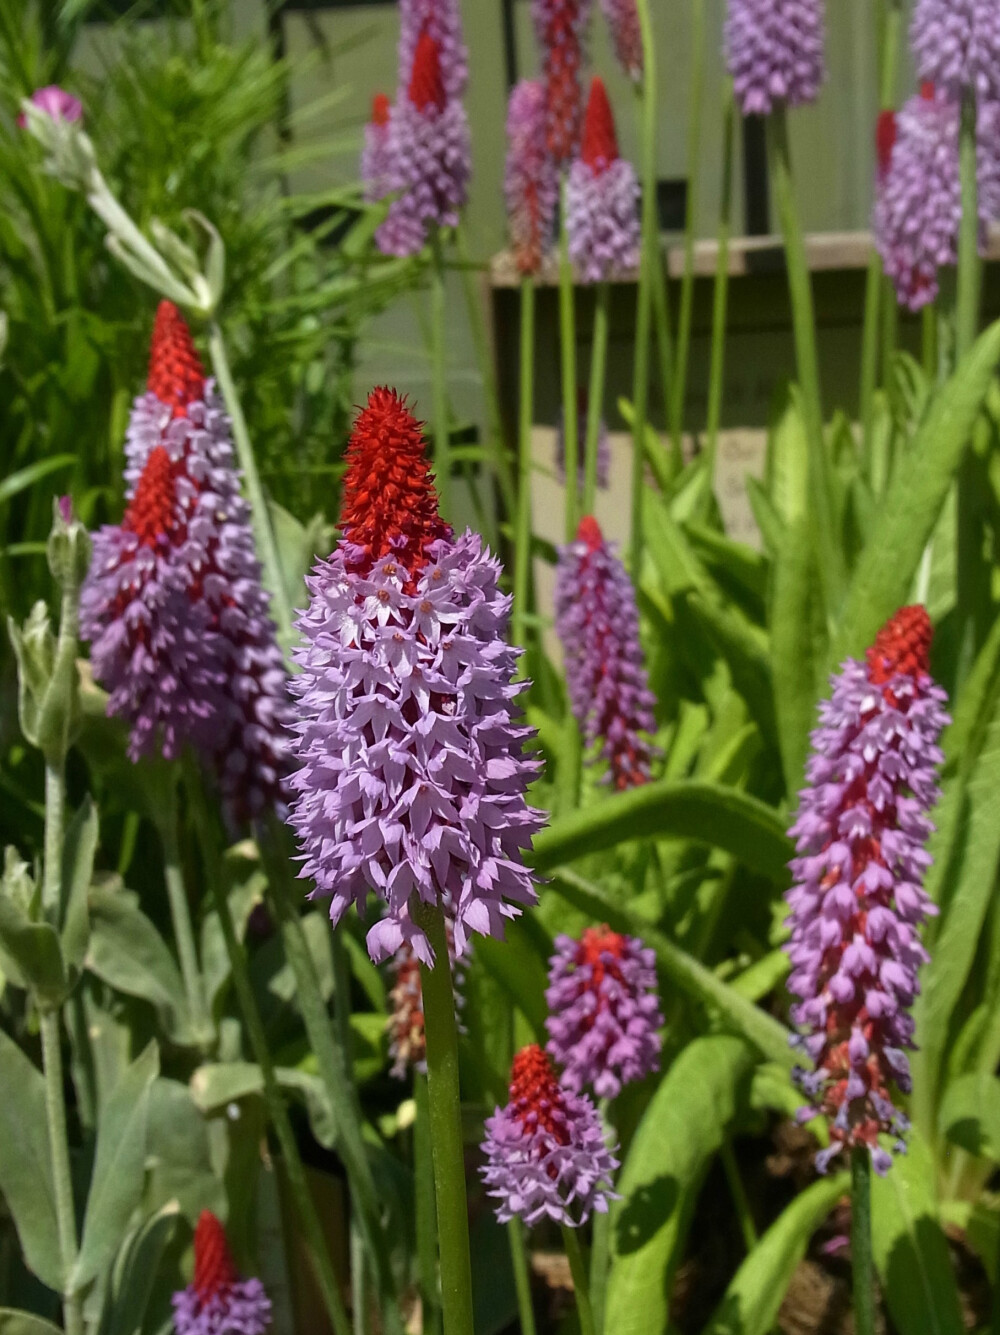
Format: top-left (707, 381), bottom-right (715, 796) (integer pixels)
top-left (397, 0), bottom-right (468, 103)
top-left (546, 925), bottom-right (662, 1098)
top-left (287, 389), bottom-right (544, 965)
top-left (566, 78), bottom-right (640, 283)
top-left (18, 85), bottom-right (83, 127)
top-left (376, 30), bottom-right (471, 257)
top-left (173, 1211), bottom-right (271, 1335)
top-left (481, 1045), bottom-right (619, 1227)
top-left (601, 0), bottom-right (643, 82)
top-left (785, 606), bottom-right (949, 1176)
top-left (555, 516), bottom-right (657, 790)
top-left (724, 0), bottom-right (826, 116)
top-left (505, 80), bottom-right (558, 277)
top-left (911, 0), bottom-right (1000, 103)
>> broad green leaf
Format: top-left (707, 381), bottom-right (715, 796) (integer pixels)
top-left (97, 1201), bottom-right (179, 1335)
top-left (683, 522), bottom-right (768, 610)
top-left (0, 1314), bottom-right (64, 1335)
top-left (684, 594), bottom-right (776, 750)
top-left (832, 318), bottom-right (1000, 664)
top-left (548, 870), bottom-right (794, 1068)
top-left (871, 1128), bottom-right (965, 1335)
top-left (765, 386), bottom-right (809, 526)
top-left (475, 917), bottom-right (550, 1042)
top-left (699, 1173), bottom-right (848, 1335)
top-left (60, 797), bottom-right (98, 973)
top-left (939, 1072), bottom-right (1000, 1163)
top-left (0, 892), bottom-right (66, 1005)
top-left (86, 887), bottom-right (193, 1044)
top-left (0, 1031), bottom-right (61, 1291)
top-left (745, 477), bottom-right (785, 556)
top-left (770, 517), bottom-right (828, 794)
top-left (190, 1062), bottom-right (337, 1147)
top-left (72, 1042), bottom-right (159, 1290)
top-left (145, 1079), bottom-right (223, 1220)
top-left (532, 780), bottom-right (792, 884)
top-left (606, 1036), bottom-right (754, 1335)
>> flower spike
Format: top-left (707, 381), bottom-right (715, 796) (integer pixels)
top-left (566, 79), bottom-right (640, 283)
top-left (172, 1211), bottom-right (271, 1335)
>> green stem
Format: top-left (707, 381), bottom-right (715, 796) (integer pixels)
top-left (512, 278), bottom-right (535, 653)
top-left (921, 303), bottom-right (937, 382)
top-left (430, 229), bottom-right (452, 519)
top-left (956, 89), bottom-right (981, 360)
top-left (210, 846), bottom-right (351, 1335)
top-left (42, 761), bottom-right (66, 922)
top-left (859, 255), bottom-right (882, 470)
top-left (207, 321), bottom-right (293, 649)
top-left (705, 83), bottom-right (735, 500)
top-left (507, 1217), bottom-right (537, 1335)
top-left (590, 1208), bottom-right (610, 1335)
top-left (41, 1010), bottom-right (83, 1335)
top-left (418, 907), bottom-right (474, 1335)
top-left (766, 107), bottom-right (844, 610)
top-left (351, 1219), bottom-right (371, 1335)
top-left (668, 0), bottom-right (705, 455)
top-left (631, 0), bottom-right (658, 577)
top-left (561, 1224), bottom-right (596, 1335)
top-left (582, 284), bottom-right (610, 515)
top-left (414, 1072), bottom-right (442, 1335)
top-left (720, 1140), bottom-right (758, 1254)
top-left (851, 1148), bottom-right (876, 1335)
top-left (156, 785), bottom-right (212, 1050)
top-left (261, 823), bottom-right (400, 1333)
top-left (559, 187), bottom-right (579, 541)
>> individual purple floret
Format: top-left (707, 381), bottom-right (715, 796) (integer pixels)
top-left (376, 30), bottom-right (471, 257)
top-left (566, 77), bottom-right (640, 283)
top-left (397, 0), bottom-right (468, 103)
top-left (555, 516), bottom-right (657, 790)
top-left (911, 0), bottom-right (1000, 103)
top-left (480, 1044), bottom-right (619, 1227)
top-left (785, 607), bottom-right (949, 1176)
top-left (724, 0), bottom-right (826, 116)
top-left (601, 0), bottom-right (643, 82)
top-left (555, 388), bottom-right (610, 491)
top-left (362, 93), bottom-right (394, 203)
top-left (546, 926), bottom-right (662, 1098)
top-left (173, 1211), bottom-right (271, 1335)
top-left (287, 388), bottom-right (544, 965)
top-left (504, 79), bottom-right (558, 276)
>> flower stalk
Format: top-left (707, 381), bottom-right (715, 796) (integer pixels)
top-left (513, 277), bottom-right (536, 652)
top-left (562, 1223), bottom-right (596, 1335)
top-left (559, 192), bottom-right (580, 541)
top-left (851, 1147), bottom-right (876, 1335)
top-left (630, 0), bottom-right (657, 575)
top-left (430, 229), bottom-right (452, 519)
top-left (583, 283), bottom-right (610, 514)
top-left (41, 1008), bottom-right (83, 1335)
top-left (705, 83), bottom-right (735, 497)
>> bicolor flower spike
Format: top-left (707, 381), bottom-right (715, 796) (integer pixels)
top-left (81, 302), bottom-right (292, 819)
top-left (786, 606), bottom-right (949, 1175)
top-left (601, 0), bottom-right (643, 83)
top-left (532, 0), bottom-right (593, 166)
top-left (546, 925), bottom-right (662, 1098)
top-left (911, 0), bottom-right (1000, 103)
top-left (724, 0), bottom-right (826, 116)
top-left (504, 80), bottom-right (558, 276)
top-left (480, 1044), bottom-right (619, 1227)
top-left (397, 0), bottom-right (468, 103)
top-left (287, 388), bottom-right (543, 965)
top-left (566, 77), bottom-right (640, 283)
top-left (172, 1211), bottom-right (271, 1335)
top-left (555, 516), bottom-right (657, 790)
top-left (376, 27), bottom-right (471, 256)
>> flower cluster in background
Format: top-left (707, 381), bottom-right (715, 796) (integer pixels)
top-left (172, 1211), bottom-right (271, 1335)
top-left (566, 77), bottom-right (640, 283)
top-left (724, 0), bottom-right (826, 117)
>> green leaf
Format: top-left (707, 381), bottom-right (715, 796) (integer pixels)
top-left (871, 1128), bottom-right (965, 1335)
top-left (189, 1061), bottom-right (337, 1148)
top-left (532, 780), bottom-right (792, 884)
top-left (0, 891), bottom-right (66, 1006)
top-left (61, 797), bottom-right (98, 973)
top-left (684, 594), bottom-right (776, 750)
top-left (72, 1041), bottom-right (159, 1290)
top-left (145, 1078), bottom-right (223, 1220)
top-left (699, 1173), bottom-right (848, 1335)
top-left (97, 1201), bottom-right (179, 1335)
top-left (0, 1313), bottom-right (65, 1335)
top-left (475, 918), bottom-right (550, 1042)
top-left (548, 870), bottom-right (794, 1068)
top-left (0, 455), bottom-right (76, 507)
top-left (85, 887), bottom-right (193, 1044)
top-left (939, 1072), bottom-right (1000, 1163)
top-left (606, 1036), bottom-right (755, 1335)
top-left (832, 318), bottom-right (1000, 664)
top-left (770, 518), bottom-right (828, 794)
top-left (0, 1031), bottom-right (61, 1292)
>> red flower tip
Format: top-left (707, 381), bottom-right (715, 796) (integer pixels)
top-left (867, 605), bottom-right (933, 685)
top-left (581, 77), bottom-right (619, 172)
top-left (372, 92), bottom-right (391, 127)
top-left (920, 81), bottom-right (936, 101)
top-left (578, 925), bottom-right (627, 987)
top-left (147, 301), bottom-right (206, 418)
top-left (509, 1045), bottom-right (569, 1141)
top-left (876, 110), bottom-right (897, 178)
top-left (577, 515), bottom-right (604, 552)
top-left (408, 30), bottom-right (447, 114)
top-left (339, 387), bottom-right (452, 579)
top-left (192, 1211), bottom-right (238, 1300)
top-left (123, 446), bottom-right (176, 547)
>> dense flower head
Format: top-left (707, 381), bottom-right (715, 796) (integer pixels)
top-left (287, 389), bottom-right (543, 964)
top-left (546, 926), bottom-right (662, 1098)
top-left (724, 0), bottom-right (826, 117)
top-left (874, 86), bottom-right (1000, 311)
top-left (532, 0), bottom-right (594, 165)
top-left (82, 303), bottom-right (292, 820)
top-left (481, 1044), bottom-right (619, 1227)
top-left (18, 85), bottom-right (83, 128)
top-left (601, 0), bottom-right (643, 82)
top-left (566, 80), bottom-right (639, 283)
top-left (785, 606), bottom-right (949, 1176)
top-left (375, 31), bottom-right (471, 257)
top-left (911, 0), bottom-right (1000, 103)
top-left (504, 80), bottom-right (558, 276)
top-left (172, 1210), bottom-right (271, 1335)
top-left (555, 516), bottom-right (657, 789)
top-left (397, 0), bottom-right (468, 103)
top-left (362, 93), bottom-right (394, 203)
top-left (555, 388), bottom-right (610, 491)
